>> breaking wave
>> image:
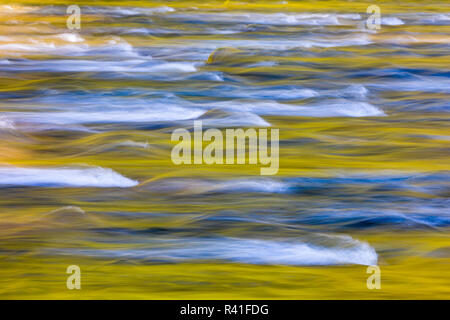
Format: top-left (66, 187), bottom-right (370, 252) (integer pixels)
top-left (0, 166), bottom-right (138, 187)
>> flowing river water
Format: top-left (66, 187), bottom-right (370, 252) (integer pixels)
top-left (0, 1), bottom-right (449, 298)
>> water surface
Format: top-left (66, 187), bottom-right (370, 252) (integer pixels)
top-left (0, 0), bottom-right (449, 299)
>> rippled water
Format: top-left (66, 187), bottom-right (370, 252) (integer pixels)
top-left (0, 1), bottom-right (449, 299)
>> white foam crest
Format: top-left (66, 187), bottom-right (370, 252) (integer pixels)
top-left (147, 62), bottom-right (197, 73)
top-left (69, 236), bottom-right (378, 266)
top-left (248, 61), bottom-right (279, 68)
top-left (0, 115), bottom-right (15, 130)
top-left (199, 111), bottom-right (270, 127)
top-left (187, 72), bottom-right (224, 82)
top-left (143, 178), bottom-right (287, 194)
top-left (420, 13), bottom-right (450, 24)
top-left (6, 106), bottom-right (205, 125)
top-left (210, 100), bottom-right (385, 117)
top-left (2, 59), bottom-right (198, 73)
top-left (0, 166), bottom-right (138, 188)
top-left (4, 94), bottom-right (207, 126)
top-left (325, 84), bottom-right (368, 99)
top-left (181, 237), bottom-right (378, 266)
top-left (0, 5), bottom-right (37, 15)
top-left (217, 180), bottom-right (289, 193)
top-left (84, 6), bottom-right (174, 17)
top-left (170, 12), bottom-right (361, 26)
top-left (116, 140), bottom-right (150, 149)
top-left (53, 33), bottom-right (85, 43)
top-left (368, 77), bottom-right (450, 93)
top-left (0, 37), bottom-right (138, 58)
top-left (146, 6), bottom-right (175, 14)
top-left (381, 17), bottom-right (404, 25)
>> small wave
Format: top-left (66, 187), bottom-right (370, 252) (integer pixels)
top-left (0, 4), bottom-right (37, 15)
top-left (142, 178), bottom-right (287, 194)
top-left (326, 84), bottom-right (368, 99)
top-left (367, 77), bottom-right (450, 93)
top-left (198, 109), bottom-right (270, 127)
top-left (210, 100), bottom-right (385, 117)
top-left (192, 85), bottom-right (318, 100)
top-left (397, 13), bottom-right (450, 26)
top-left (246, 61), bottom-right (279, 68)
top-left (0, 115), bottom-right (15, 130)
top-left (83, 5), bottom-right (174, 17)
top-left (381, 17), bottom-right (405, 26)
top-left (1, 59), bottom-right (197, 73)
top-left (62, 236), bottom-right (377, 266)
top-left (5, 103), bottom-right (205, 125)
top-left (0, 37), bottom-right (138, 58)
top-left (169, 12), bottom-right (361, 26)
top-left (186, 72), bottom-right (224, 82)
top-left (215, 180), bottom-right (288, 193)
top-left (418, 13), bottom-right (450, 25)
top-left (146, 62), bottom-right (197, 73)
top-left (53, 33), bottom-right (85, 43)
top-left (0, 166), bottom-right (138, 188)
top-left (157, 237), bottom-right (377, 266)
top-left (115, 140), bottom-right (150, 149)
top-left (143, 173), bottom-right (449, 197)
top-left (289, 210), bottom-right (450, 230)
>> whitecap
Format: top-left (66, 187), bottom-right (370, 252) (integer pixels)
top-left (5, 99), bottom-right (205, 125)
top-left (0, 115), bottom-right (15, 130)
top-left (0, 37), bottom-right (138, 58)
top-left (169, 12), bottom-right (361, 26)
top-left (204, 85), bottom-right (318, 100)
top-left (0, 59), bottom-right (199, 74)
top-left (210, 100), bottom-right (385, 117)
top-left (381, 17), bottom-right (404, 26)
top-left (196, 34), bottom-right (371, 50)
top-left (367, 77), bottom-right (450, 93)
top-left (397, 13), bottom-right (450, 25)
top-left (170, 237), bottom-right (378, 266)
top-left (63, 236), bottom-right (378, 266)
top-left (53, 33), bottom-right (85, 43)
top-left (0, 166), bottom-right (138, 188)
top-left (6, 109), bottom-right (204, 125)
top-left (215, 180), bottom-right (289, 193)
top-left (325, 84), bottom-right (368, 99)
top-left (142, 178), bottom-right (289, 194)
top-left (246, 61), bottom-right (279, 68)
top-left (186, 72), bottom-right (224, 82)
top-left (146, 62), bottom-right (197, 73)
top-left (87, 5), bottom-right (175, 16)
top-left (198, 110), bottom-right (271, 127)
